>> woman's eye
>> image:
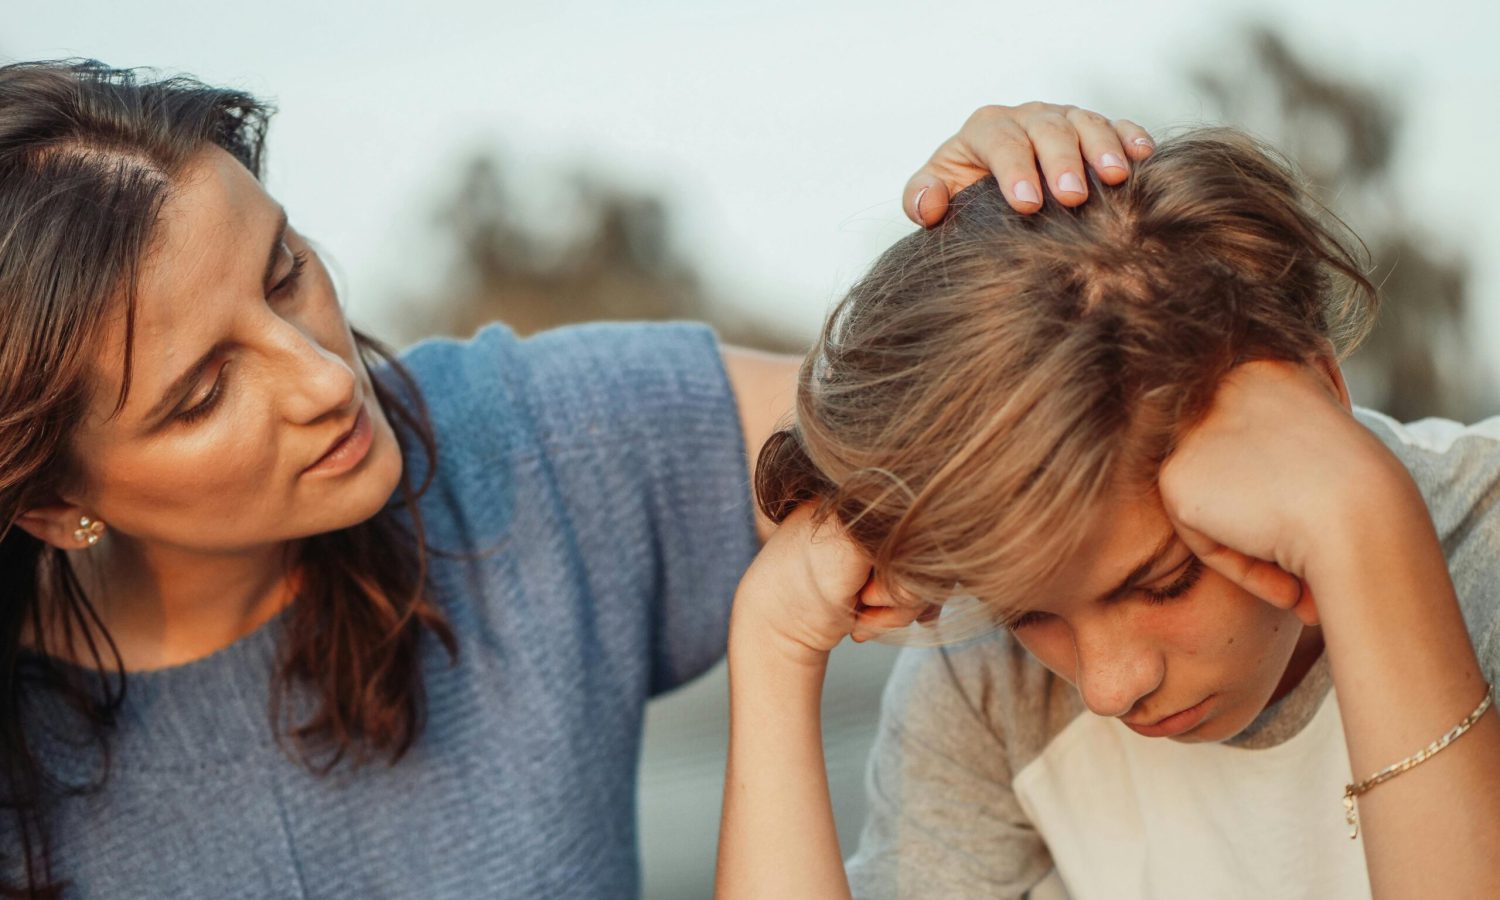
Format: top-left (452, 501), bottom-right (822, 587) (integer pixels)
top-left (1140, 555), bottom-right (1206, 605)
top-left (270, 249), bottom-right (308, 299)
top-left (177, 368), bottom-right (228, 424)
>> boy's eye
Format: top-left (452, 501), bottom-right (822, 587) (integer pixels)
top-left (1140, 555), bottom-right (1206, 605)
top-left (1005, 610), bottom-right (1050, 631)
top-left (1005, 554), bottom-right (1206, 631)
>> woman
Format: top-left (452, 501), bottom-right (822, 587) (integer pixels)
top-left (0, 59), bottom-right (1151, 897)
top-left (717, 130), bottom-right (1500, 899)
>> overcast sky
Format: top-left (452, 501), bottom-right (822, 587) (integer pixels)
top-left (8, 1), bottom-right (1498, 360)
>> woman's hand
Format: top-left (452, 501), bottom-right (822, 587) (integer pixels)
top-left (730, 505), bottom-right (936, 667)
top-left (1157, 358), bottom-right (1417, 620)
top-left (905, 102), bottom-right (1154, 225)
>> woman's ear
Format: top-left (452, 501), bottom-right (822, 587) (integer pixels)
top-left (1311, 338), bottom-right (1353, 412)
top-left (13, 504), bottom-right (104, 551)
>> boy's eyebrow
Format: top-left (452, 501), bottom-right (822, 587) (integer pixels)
top-left (1092, 528), bottom-right (1181, 605)
top-left (998, 529), bottom-right (1183, 629)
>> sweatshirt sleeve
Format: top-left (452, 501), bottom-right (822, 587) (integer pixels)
top-left (846, 637), bottom-right (1058, 899)
top-left (1353, 410), bottom-right (1500, 694)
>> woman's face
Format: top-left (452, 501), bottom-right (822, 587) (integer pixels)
top-left (1005, 486), bottom-right (1318, 743)
top-left (60, 145), bottom-right (403, 554)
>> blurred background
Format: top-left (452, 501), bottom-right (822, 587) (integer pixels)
top-left (9, 2), bottom-right (1497, 896)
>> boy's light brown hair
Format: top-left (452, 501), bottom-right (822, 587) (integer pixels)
top-left (755, 128), bottom-right (1378, 618)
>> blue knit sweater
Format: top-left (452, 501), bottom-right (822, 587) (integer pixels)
top-left (17, 322), bottom-right (759, 898)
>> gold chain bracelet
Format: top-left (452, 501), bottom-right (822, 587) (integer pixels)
top-left (1342, 683), bottom-right (1493, 839)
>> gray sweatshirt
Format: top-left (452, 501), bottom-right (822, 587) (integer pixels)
top-left (845, 409), bottom-right (1500, 900)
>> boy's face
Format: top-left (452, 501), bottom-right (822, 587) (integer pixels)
top-left (1005, 486), bottom-right (1322, 742)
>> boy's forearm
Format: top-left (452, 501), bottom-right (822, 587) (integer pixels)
top-left (1315, 472), bottom-right (1500, 899)
top-left (715, 614), bottom-right (852, 900)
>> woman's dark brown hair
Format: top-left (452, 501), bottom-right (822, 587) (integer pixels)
top-left (0, 60), bottom-right (455, 897)
top-left (756, 128), bottom-right (1379, 624)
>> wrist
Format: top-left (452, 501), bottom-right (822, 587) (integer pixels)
top-left (728, 597), bottom-right (836, 674)
top-left (726, 607), bottom-right (831, 727)
top-left (1307, 451), bottom-right (1433, 591)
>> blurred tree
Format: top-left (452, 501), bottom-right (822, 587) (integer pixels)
top-left (412, 27), bottom-right (1494, 421)
top-left (1192, 25), bottom-right (1494, 421)
top-left (403, 153), bottom-right (802, 353)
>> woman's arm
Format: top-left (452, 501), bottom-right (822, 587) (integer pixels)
top-left (720, 347), bottom-right (800, 543)
top-left (1160, 360), bottom-right (1500, 899)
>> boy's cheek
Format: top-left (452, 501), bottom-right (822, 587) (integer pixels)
top-left (1014, 627), bottom-right (1078, 685)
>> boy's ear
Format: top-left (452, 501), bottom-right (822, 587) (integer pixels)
top-left (1311, 338), bottom-right (1353, 412)
top-left (12, 504), bottom-right (102, 551)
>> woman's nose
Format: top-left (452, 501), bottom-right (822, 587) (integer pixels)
top-left (271, 321), bottom-right (358, 424)
top-left (1072, 624), bottom-right (1164, 719)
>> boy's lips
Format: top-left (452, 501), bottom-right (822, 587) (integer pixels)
top-left (1122, 693), bottom-right (1217, 738)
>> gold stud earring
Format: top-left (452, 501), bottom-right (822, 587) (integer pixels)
top-left (72, 515), bottom-right (106, 546)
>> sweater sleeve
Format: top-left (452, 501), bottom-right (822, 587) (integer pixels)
top-left (514, 321), bottom-right (760, 693)
top-left (395, 320), bottom-right (759, 696)
top-left (411, 319), bottom-right (756, 699)
top-left (845, 638), bottom-right (1056, 899)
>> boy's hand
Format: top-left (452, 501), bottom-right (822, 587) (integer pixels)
top-left (1158, 360), bottom-right (1416, 622)
top-left (730, 506), bottom-right (937, 667)
top-left (906, 102), bottom-right (1154, 225)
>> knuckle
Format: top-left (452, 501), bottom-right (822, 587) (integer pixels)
top-left (994, 129), bottom-right (1036, 154)
top-left (1028, 113), bottom-right (1074, 139)
top-left (1068, 108), bottom-right (1111, 129)
top-left (967, 104), bottom-right (1011, 127)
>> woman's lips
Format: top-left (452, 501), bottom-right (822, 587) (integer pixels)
top-left (1123, 694), bottom-right (1217, 738)
top-left (303, 405), bottom-right (373, 476)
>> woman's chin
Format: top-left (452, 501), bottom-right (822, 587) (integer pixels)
top-left (351, 416), bottom-right (406, 514)
top-left (299, 412), bottom-right (406, 534)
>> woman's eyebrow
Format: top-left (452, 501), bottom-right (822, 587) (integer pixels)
top-left (261, 207), bottom-right (289, 288)
top-left (1092, 528), bottom-right (1181, 605)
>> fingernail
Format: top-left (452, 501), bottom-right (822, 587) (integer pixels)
top-left (1058, 172), bottom-right (1085, 195)
top-left (912, 185), bottom-right (929, 222)
top-left (1133, 137), bottom-right (1155, 151)
top-left (1014, 180), bottom-right (1041, 205)
top-left (1101, 153), bottom-right (1127, 172)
